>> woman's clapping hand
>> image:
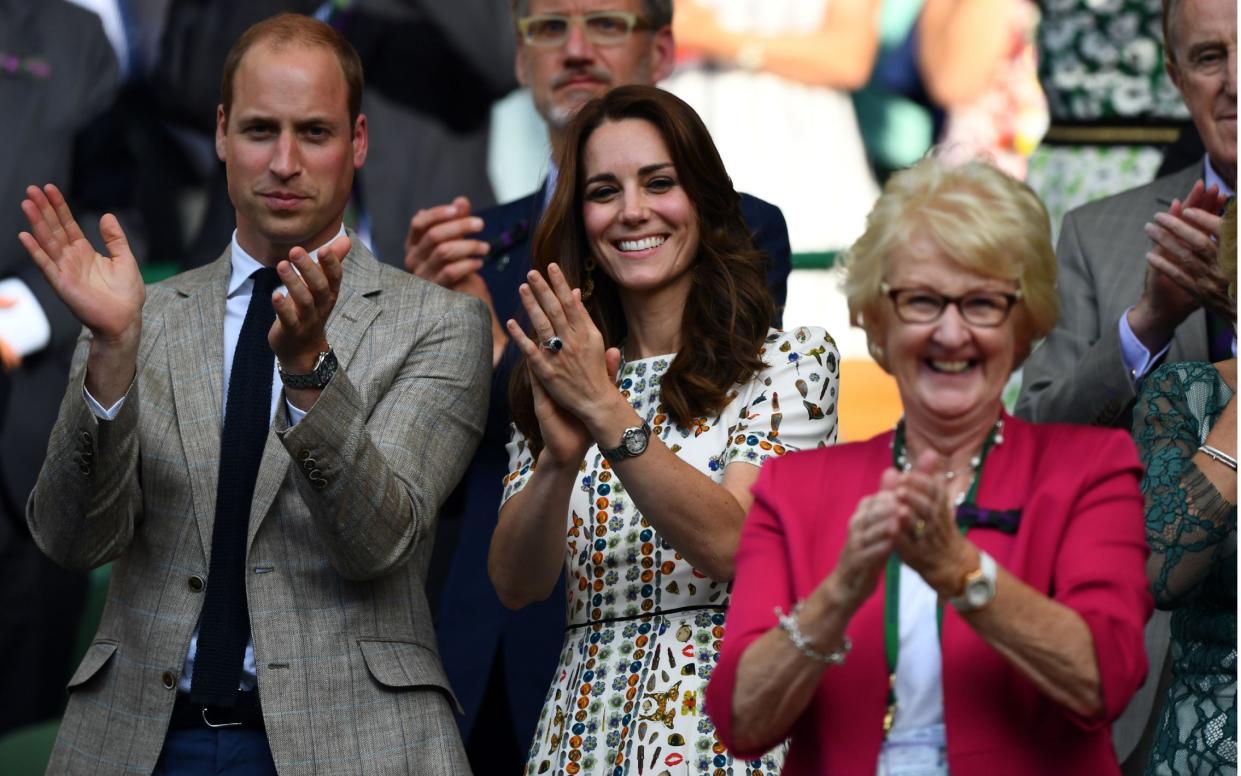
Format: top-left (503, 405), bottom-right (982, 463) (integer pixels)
top-left (894, 449), bottom-right (977, 597)
top-left (829, 468), bottom-right (912, 610)
top-left (506, 263), bottom-right (622, 466)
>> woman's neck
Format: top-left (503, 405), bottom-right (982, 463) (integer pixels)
top-left (619, 281), bottom-right (691, 360)
top-left (902, 401), bottom-right (1004, 475)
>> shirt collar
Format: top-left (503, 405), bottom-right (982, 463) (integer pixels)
top-left (1204, 154), bottom-right (1235, 199)
top-left (227, 225), bottom-right (348, 298)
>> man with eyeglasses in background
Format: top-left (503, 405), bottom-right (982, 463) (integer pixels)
top-left (405, 1), bottom-right (793, 770)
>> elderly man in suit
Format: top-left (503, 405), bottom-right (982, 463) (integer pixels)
top-left (1017, 0), bottom-right (1235, 426)
top-left (1016, 0), bottom-right (1235, 771)
top-left (398, 0), bottom-right (792, 770)
top-left (19, 13), bottom-right (488, 776)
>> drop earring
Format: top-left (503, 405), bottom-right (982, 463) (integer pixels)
top-left (582, 255), bottom-right (596, 301)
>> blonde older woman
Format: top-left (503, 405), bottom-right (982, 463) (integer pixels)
top-left (707, 157), bottom-right (1154, 774)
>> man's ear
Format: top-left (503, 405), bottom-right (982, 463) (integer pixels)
top-left (650, 26), bottom-right (676, 83)
top-left (515, 42), bottom-right (530, 89)
top-left (1166, 57), bottom-right (1184, 95)
top-left (352, 114), bottom-right (369, 169)
top-left (215, 105), bottom-right (228, 161)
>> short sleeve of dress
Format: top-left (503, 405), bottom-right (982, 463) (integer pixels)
top-left (500, 423), bottom-right (537, 506)
top-left (723, 326), bottom-right (840, 469)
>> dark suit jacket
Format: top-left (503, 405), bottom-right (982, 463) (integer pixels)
top-left (430, 183), bottom-right (792, 749)
top-left (0, 0), bottom-right (118, 734)
top-left (32, 241), bottom-right (489, 775)
top-left (0, 0), bottom-right (117, 533)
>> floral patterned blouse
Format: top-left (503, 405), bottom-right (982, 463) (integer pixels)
top-left (502, 327), bottom-right (840, 775)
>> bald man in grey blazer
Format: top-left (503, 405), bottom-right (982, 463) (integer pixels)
top-left (19, 14), bottom-right (486, 776)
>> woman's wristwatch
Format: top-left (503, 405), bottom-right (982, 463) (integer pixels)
top-left (601, 422), bottom-right (651, 463)
top-left (948, 550), bottom-right (997, 612)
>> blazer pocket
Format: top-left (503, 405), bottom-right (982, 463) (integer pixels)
top-left (67, 640), bottom-right (118, 691)
top-left (357, 638), bottom-right (463, 714)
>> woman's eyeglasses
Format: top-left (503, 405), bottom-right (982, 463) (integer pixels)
top-left (517, 12), bottom-right (648, 47)
top-left (880, 283), bottom-right (1023, 327)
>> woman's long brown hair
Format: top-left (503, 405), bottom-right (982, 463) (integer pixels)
top-left (509, 85), bottom-right (773, 458)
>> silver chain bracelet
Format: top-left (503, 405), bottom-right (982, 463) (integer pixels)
top-left (774, 601), bottom-right (851, 665)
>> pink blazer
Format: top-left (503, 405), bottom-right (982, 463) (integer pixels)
top-left (708, 414), bottom-right (1153, 775)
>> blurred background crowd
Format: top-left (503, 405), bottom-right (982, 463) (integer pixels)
top-left (0, 0), bottom-right (1221, 772)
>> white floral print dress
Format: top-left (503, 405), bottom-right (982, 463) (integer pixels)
top-left (502, 327), bottom-right (840, 775)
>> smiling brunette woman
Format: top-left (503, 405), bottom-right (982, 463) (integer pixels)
top-left (488, 85), bottom-right (838, 774)
top-left (707, 157), bottom-right (1154, 775)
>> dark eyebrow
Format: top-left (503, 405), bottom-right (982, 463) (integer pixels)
top-left (584, 162), bottom-right (673, 187)
top-left (233, 114), bottom-right (339, 129)
top-left (1187, 40), bottom-right (1227, 60)
top-left (584, 172), bottom-right (618, 187)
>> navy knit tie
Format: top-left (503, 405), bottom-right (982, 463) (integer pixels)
top-left (191, 267), bottom-right (279, 706)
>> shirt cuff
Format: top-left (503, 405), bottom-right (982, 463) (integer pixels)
top-left (1118, 307), bottom-right (1171, 387)
top-left (286, 399), bottom-right (307, 427)
top-left (0, 278), bottom-right (52, 356)
top-left (83, 386), bottom-right (127, 420)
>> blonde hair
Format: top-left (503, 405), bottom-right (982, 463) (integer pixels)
top-left (1220, 199), bottom-right (1237, 307)
top-left (839, 156), bottom-right (1058, 369)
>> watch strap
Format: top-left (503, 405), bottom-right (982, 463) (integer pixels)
top-left (279, 348), bottom-right (338, 390)
top-left (600, 421), bottom-right (651, 463)
top-left (948, 550), bottom-right (997, 612)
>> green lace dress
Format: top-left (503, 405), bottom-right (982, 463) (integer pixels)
top-left (1134, 362), bottom-right (1237, 776)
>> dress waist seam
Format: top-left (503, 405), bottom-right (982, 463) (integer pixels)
top-left (566, 603), bottom-right (728, 631)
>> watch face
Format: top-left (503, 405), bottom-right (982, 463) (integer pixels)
top-left (624, 430), bottom-right (647, 454)
top-left (965, 579), bottom-right (991, 608)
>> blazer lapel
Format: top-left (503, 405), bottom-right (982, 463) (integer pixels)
top-left (246, 236), bottom-right (383, 549)
top-left (166, 250), bottom-right (231, 558)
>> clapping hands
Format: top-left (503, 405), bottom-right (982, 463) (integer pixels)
top-left (506, 263), bottom-right (621, 466)
top-left (831, 450), bottom-right (977, 610)
top-left (1141, 181), bottom-right (1233, 324)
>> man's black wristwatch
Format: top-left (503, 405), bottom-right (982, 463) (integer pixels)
top-left (278, 348), bottom-right (338, 390)
top-left (600, 422), bottom-right (651, 463)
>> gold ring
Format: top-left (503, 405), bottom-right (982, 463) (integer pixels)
top-left (913, 519), bottom-right (927, 539)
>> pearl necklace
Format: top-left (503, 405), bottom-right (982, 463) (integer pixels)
top-left (892, 416), bottom-right (1005, 504)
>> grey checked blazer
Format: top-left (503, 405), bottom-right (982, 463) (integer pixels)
top-left (1016, 162), bottom-right (1214, 765)
top-left (1016, 162), bottom-right (1210, 427)
top-left (29, 238), bottom-right (489, 775)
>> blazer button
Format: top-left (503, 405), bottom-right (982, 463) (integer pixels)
top-left (302, 457), bottom-right (317, 471)
top-left (310, 472), bottom-right (328, 490)
top-left (188, 575), bottom-right (205, 593)
top-left (79, 464), bottom-right (92, 476)
top-left (80, 430), bottom-right (92, 445)
top-left (161, 671), bottom-right (176, 690)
